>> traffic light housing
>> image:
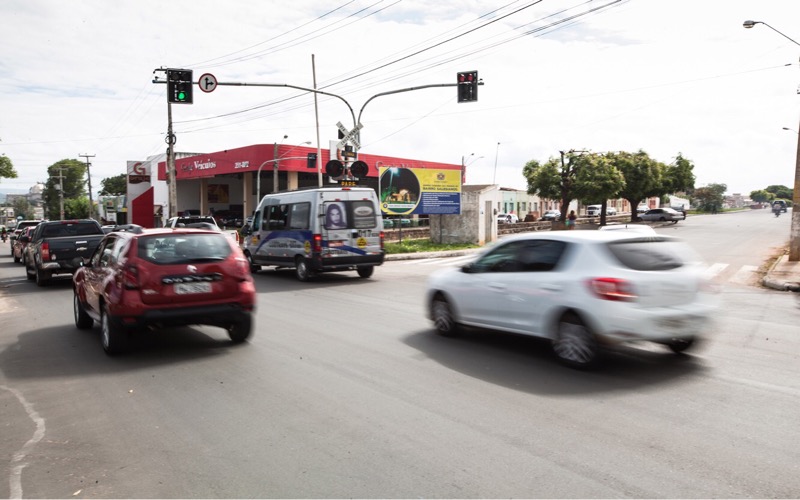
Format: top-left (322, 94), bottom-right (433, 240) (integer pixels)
top-left (457, 70), bottom-right (478, 103)
top-left (167, 69), bottom-right (193, 104)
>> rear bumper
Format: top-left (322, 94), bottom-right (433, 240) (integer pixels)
top-left (312, 253), bottom-right (385, 272)
top-left (111, 303), bottom-right (253, 330)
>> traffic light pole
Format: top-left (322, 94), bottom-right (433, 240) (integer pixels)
top-left (166, 102), bottom-right (177, 220)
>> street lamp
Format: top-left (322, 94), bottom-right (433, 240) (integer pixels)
top-left (461, 153), bottom-right (484, 184)
top-left (744, 19), bottom-right (800, 261)
top-left (492, 142), bottom-right (501, 184)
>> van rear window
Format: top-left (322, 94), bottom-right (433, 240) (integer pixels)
top-left (323, 201), bottom-right (377, 230)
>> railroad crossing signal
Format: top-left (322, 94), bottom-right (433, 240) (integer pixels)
top-left (167, 69), bottom-right (193, 104)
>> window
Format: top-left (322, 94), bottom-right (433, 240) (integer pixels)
top-left (268, 204), bottom-right (288, 230)
top-left (289, 203), bottom-right (310, 230)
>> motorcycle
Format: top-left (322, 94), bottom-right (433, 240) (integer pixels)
top-left (774, 208), bottom-right (781, 217)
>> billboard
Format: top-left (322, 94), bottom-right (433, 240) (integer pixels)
top-left (378, 166), bottom-right (461, 215)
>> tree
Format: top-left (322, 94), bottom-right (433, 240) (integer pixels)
top-left (750, 189), bottom-right (773, 204)
top-left (573, 154), bottom-right (625, 226)
top-left (42, 159), bottom-right (87, 220)
top-left (765, 184), bottom-right (792, 201)
top-left (523, 151), bottom-right (594, 224)
top-left (64, 196), bottom-right (90, 219)
top-left (607, 150), bottom-right (663, 222)
top-left (11, 197), bottom-right (33, 220)
top-left (99, 174), bottom-right (127, 196)
top-left (693, 183), bottom-right (727, 213)
top-left (0, 155), bottom-right (19, 181)
top-left (663, 153), bottom-right (696, 194)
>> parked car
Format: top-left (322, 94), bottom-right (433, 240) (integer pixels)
top-left (540, 210), bottom-right (561, 221)
top-left (640, 207), bottom-right (686, 223)
top-left (497, 213), bottom-right (519, 224)
top-left (637, 204), bottom-right (649, 214)
top-left (425, 231), bottom-right (717, 368)
top-left (382, 218), bottom-right (395, 229)
top-left (587, 205), bottom-right (618, 217)
top-left (72, 225), bottom-right (256, 354)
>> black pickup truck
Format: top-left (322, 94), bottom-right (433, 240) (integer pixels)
top-left (22, 219), bottom-right (105, 286)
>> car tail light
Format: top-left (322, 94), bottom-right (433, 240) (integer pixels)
top-left (587, 277), bottom-right (637, 302)
top-left (379, 231), bottom-right (384, 250)
top-left (312, 234), bottom-right (322, 253)
top-left (41, 242), bottom-right (50, 261)
top-left (122, 264), bottom-right (140, 290)
top-left (233, 257), bottom-right (250, 278)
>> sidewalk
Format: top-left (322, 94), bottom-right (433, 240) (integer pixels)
top-left (763, 252), bottom-right (800, 292)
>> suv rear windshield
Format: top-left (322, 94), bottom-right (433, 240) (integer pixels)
top-left (606, 238), bottom-right (697, 271)
top-left (137, 233), bottom-right (232, 264)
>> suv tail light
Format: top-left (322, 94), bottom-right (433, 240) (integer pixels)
top-left (587, 277), bottom-right (637, 302)
top-left (122, 264), bottom-right (140, 290)
top-left (41, 241), bottom-right (50, 261)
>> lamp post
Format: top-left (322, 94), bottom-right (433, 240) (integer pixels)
top-left (744, 19), bottom-right (800, 261)
top-left (461, 153), bottom-right (484, 185)
top-left (272, 135), bottom-right (288, 194)
top-left (492, 142), bottom-right (501, 184)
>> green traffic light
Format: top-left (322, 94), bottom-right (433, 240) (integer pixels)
top-left (177, 91), bottom-right (186, 101)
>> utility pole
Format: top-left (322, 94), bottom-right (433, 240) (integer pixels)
top-left (166, 102), bottom-right (177, 219)
top-left (57, 167), bottom-right (65, 220)
top-left (79, 154), bottom-right (95, 220)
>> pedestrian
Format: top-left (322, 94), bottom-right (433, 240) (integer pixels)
top-left (567, 210), bottom-right (577, 230)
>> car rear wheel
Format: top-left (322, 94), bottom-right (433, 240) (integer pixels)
top-left (101, 307), bottom-right (128, 355)
top-left (431, 295), bottom-right (459, 336)
top-left (13, 252), bottom-right (20, 263)
top-left (665, 336), bottom-right (695, 354)
top-left (73, 290), bottom-right (93, 329)
top-left (294, 257), bottom-right (313, 282)
top-left (227, 314), bottom-right (252, 343)
top-left (357, 266), bottom-right (374, 279)
top-left (552, 313), bottom-right (599, 369)
top-left (35, 265), bottom-right (50, 287)
top-left (25, 261), bottom-right (34, 281)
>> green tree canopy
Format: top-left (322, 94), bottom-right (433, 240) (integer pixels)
top-left (750, 189), bottom-right (773, 203)
top-left (693, 183), bottom-right (727, 213)
top-left (607, 150), bottom-right (663, 221)
top-left (0, 155), bottom-right (19, 181)
top-left (64, 196), bottom-right (90, 219)
top-left (43, 159), bottom-right (87, 220)
top-left (574, 154), bottom-right (626, 225)
top-left (523, 151), bottom-right (595, 223)
top-left (765, 184), bottom-right (792, 201)
top-left (99, 174), bottom-right (127, 196)
top-left (663, 153), bottom-right (696, 194)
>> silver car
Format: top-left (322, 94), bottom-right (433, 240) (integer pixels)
top-left (640, 207), bottom-right (686, 223)
top-left (426, 231), bottom-right (716, 368)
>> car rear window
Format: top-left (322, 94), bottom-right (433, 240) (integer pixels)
top-left (605, 238), bottom-right (693, 271)
top-left (137, 233), bottom-right (232, 264)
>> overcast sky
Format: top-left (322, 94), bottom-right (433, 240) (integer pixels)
top-left (1, 0), bottom-right (799, 197)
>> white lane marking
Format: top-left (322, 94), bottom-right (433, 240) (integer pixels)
top-left (2, 385), bottom-right (45, 499)
top-left (703, 262), bottom-right (729, 279)
top-left (731, 265), bottom-right (759, 284)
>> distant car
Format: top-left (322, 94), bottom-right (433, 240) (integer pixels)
top-left (497, 213), bottom-right (519, 224)
top-left (637, 204), bottom-right (649, 214)
top-left (772, 200), bottom-right (788, 213)
top-left (540, 210), bottom-right (561, 221)
top-left (640, 207), bottom-right (686, 223)
top-left (13, 226), bottom-right (36, 264)
top-left (101, 225), bottom-right (116, 234)
top-left (382, 218), bottom-right (395, 229)
top-left (73, 226), bottom-right (256, 354)
top-left (425, 231), bottom-right (717, 368)
top-left (588, 205), bottom-right (618, 217)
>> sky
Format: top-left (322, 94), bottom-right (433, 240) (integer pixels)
top-left (1, 0), bottom-right (799, 198)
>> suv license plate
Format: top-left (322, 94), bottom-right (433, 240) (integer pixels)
top-left (175, 282), bottom-right (212, 294)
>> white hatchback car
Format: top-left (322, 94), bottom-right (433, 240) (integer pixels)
top-left (426, 231), bottom-right (717, 368)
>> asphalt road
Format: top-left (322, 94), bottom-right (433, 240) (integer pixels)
top-left (1, 210), bottom-right (799, 498)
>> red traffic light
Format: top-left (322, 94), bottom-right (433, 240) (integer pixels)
top-left (325, 159), bottom-right (344, 177)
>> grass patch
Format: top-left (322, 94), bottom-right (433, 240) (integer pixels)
top-left (385, 239), bottom-right (480, 254)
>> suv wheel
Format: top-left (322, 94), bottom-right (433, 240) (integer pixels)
top-left (357, 266), bottom-right (374, 279)
top-left (35, 266), bottom-right (50, 287)
top-left (552, 313), bottom-right (599, 369)
top-left (73, 291), bottom-right (93, 329)
top-left (227, 314), bottom-right (252, 343)
top-left (246, 252), bottom-right (260, 274)
top-left (101, 307), bottom-right (128, 355)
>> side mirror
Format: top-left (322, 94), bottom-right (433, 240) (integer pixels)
top-left (18, 235), bottom-right (29, 244)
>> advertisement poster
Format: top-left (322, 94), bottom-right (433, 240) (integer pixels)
top-left (379, 167), bottom-right (461, 215)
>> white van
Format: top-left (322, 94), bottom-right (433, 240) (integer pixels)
top-left (243, 187), bottom-right (384, 281)
top-left (587, 205), bottom-right (617, 216)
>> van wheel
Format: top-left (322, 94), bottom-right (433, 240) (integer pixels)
top-left (295, 257), bottom-right (313, 282)
top-left (552, 313), bottom-right (599, 369)
top-left (245, 252), bottom-right (260, 274)
top-left (357, 266), bottom-right (374, 279)
top-left (227, 314), bottom-right (252, 343)
top-left (101, 307), bottom-right (128, 355)
top-left (665, 336), bottom-right (695, 354)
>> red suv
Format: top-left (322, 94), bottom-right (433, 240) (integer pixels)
top-left (73, 225), bottom-right (256, 354)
